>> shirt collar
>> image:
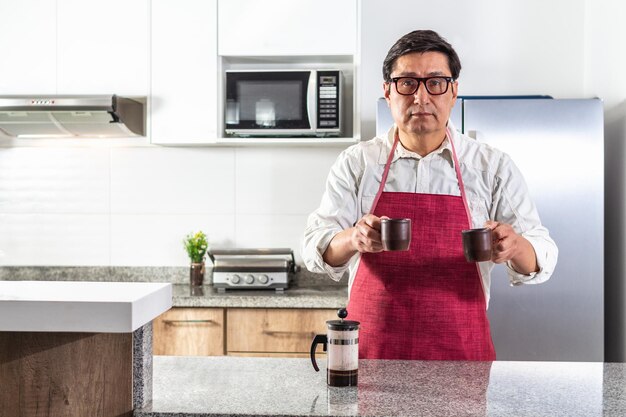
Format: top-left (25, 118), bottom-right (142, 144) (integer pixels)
top-left (378, 123), bottom-right (457, 168)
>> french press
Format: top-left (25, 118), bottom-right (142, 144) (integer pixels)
top-left (310, 308), bottom-right (360, 387)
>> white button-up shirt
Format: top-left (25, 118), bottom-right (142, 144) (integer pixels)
top-left (302, 122), bottom-right (558, 307)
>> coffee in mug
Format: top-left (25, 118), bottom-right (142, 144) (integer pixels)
top-left (380, 218), bottom-right (412, 251)
top-left (461, 227), bottom-right (493, 262)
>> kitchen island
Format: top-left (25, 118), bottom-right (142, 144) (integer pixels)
top-left (0, 281), bottom-right (172, 417)
top-left (135, 356), bottom-right (626, 417)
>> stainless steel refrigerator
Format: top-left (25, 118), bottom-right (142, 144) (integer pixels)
top-left (376, 97), bottom-right (604, 361)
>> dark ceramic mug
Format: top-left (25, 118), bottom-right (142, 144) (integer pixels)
top-left (380, 218), bottom-right (412, 251)
top-left (461, 228), bottom-right (493, 262)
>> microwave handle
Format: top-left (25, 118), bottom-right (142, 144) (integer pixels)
top-left (307, 71), bottom-right (317, 130)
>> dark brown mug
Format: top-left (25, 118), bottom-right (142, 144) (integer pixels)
top-left (461, 228), bottom-right (493, 262)
top-left (380, 218), bottom-right (412, 251)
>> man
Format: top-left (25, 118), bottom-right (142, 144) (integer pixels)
top-left (302, 30), bottom-right (558, 360)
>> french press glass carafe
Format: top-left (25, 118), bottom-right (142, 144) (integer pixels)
top-left (310, 308), bottom-right (360, 387)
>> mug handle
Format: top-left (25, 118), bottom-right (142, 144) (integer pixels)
top-left (310, 334), bottom-right (328, 372)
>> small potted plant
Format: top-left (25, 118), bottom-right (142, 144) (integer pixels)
top-left (183, 231), bottom-right (209, 286)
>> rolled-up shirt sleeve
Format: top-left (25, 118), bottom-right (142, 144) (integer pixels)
top-left (491, 153), bottom-right (559, 286)
top-left (302, 146), bottom-right (364, 281)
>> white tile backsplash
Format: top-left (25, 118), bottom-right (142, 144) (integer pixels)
top-left (110, 213), bottom-right (235, 266)
top-left (235, 147), bottom-right (340, 215)
top-left (0, 145), bottom-right (343, 266)
top-left (0, 147), bottom-right (110, 214)
top-left (0, 213), bottom-right (110, 266)
top-left (110, 147), bottom-right (235, 214)
top-left (235, 214), bottom-right (309, 264)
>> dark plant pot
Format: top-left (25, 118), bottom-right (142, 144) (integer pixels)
top-left (190, 285), bottom-right (205, 296)
top-left (190, 262), bottom-right (205, 286)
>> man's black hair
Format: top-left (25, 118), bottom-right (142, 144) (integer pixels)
top-left (382, 30), bottom-right (461, 81)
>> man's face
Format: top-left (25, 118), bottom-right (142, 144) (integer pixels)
top-left (383, 51), bottom-right (458, 137)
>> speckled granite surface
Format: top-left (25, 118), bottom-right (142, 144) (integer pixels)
top-left (0, 266), bottom-right (192, 283)
top-left (133, 323), bottom-right (153, 409)
top-left (0, 267), bottom-right (348, 309)
top-left (171, 284), bottom-right (347, 308)
top-left (134, 356), bottom-right (626, 417)
top-left (0, 266), bottom-right (344, 286)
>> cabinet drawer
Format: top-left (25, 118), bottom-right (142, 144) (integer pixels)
top-left (228, 352), bottom-right (309, 358)
top-left (227, 308), bottom-right (336, 354)
top-left (153, 308), bottom-right (225, 356)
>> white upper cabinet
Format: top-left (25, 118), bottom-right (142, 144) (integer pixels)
top-left (0, 0), bottom-right (56, 94)
top-left (218, 0), bottom-right (357, 56)
top-left (56, 0), bottom-right (149, 95)
top-left (151, 0), bottom-right (218, 144)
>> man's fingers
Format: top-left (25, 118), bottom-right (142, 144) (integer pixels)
top-left (363, 214), bottom-right (382, 230)
top-left (492, 234), bottom-right (518, 263)
top-left (484, 220), bottom-right (498, 230)
top-left (352, 215), bottom-right (383, 253)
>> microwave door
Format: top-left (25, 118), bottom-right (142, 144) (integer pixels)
top-left (225, 71), bottom-right (313, 136)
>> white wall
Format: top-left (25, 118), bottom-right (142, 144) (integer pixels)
top-left (360, 0), bottom-right (586, 140)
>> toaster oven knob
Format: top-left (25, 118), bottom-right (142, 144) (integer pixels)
top-left (258, 274), bottom-right (269, 284)
top-left (231, 274), bottom-right (241, 284)
top-left (245, 274), bottom-right (255, 284)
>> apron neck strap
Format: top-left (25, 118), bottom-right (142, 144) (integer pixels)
top-left (369, 130), bottom-right (401, 214)
top-left (370, 127), bottom-right (473, 228)
top-left (447, 128), bottom-right (474, 228)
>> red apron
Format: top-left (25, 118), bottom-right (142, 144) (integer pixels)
top-left (347, 129), bottom-right (496, 360)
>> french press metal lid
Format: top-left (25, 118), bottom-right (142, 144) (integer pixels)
top-left (325, 308), bottom-right (360, 331)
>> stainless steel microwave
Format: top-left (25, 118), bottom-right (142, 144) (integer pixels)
top-left (224, 70), bottom-right (342, 137)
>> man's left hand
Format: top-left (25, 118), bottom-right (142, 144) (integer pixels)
top-left (484, 220), bottom-right (539, 274)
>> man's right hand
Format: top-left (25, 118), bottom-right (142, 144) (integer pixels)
top-left (350, 214), bottom-right (384, 253)
top-left (322, 214), bottom-right (384, 267)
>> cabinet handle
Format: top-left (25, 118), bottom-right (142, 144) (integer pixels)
top-left (163, 319), bottom-right (215, 325)
top-left (262, 330), bottom-right (315, 337)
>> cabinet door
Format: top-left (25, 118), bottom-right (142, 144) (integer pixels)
top-left (153, 308), bottom-right (225, 356)
top-left (151, 0), bottom-right (218, 144)
top-left (0, 0), bottom-right (56, 94)
top-left (218, 0), bottom-right (357, 56)
top-left (56, 0), bottom-right (149, 95)
top-left (227, 308), bottom-right (336, 355)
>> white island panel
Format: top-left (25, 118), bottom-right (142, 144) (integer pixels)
top-left (0, 281), bottom-right (172, 333)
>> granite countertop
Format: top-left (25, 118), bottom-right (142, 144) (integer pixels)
top-left (134, 356), bottom-right (626, 417)
top-left (171, 284), bottom-right (348, 308)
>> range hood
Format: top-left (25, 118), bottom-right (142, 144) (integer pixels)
top-left (0, 95), bottom-right (146, 138)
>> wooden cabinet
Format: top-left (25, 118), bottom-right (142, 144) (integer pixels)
top-left (227, 308), bottom-right (337, 357)
top-left (153, 307), bottom-right (225, 356)
top-left (218, 0), bottom-right (358, 56)
top-left (153, 307), bottom-right (337, 357)
top-left (151, 0), bottom-right (218, 144)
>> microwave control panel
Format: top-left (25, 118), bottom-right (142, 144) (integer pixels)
top-left (317, 71), bottom-right (340, 131)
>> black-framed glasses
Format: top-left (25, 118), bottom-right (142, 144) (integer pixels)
top-left (389, 76), bottom-right (454, 96)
